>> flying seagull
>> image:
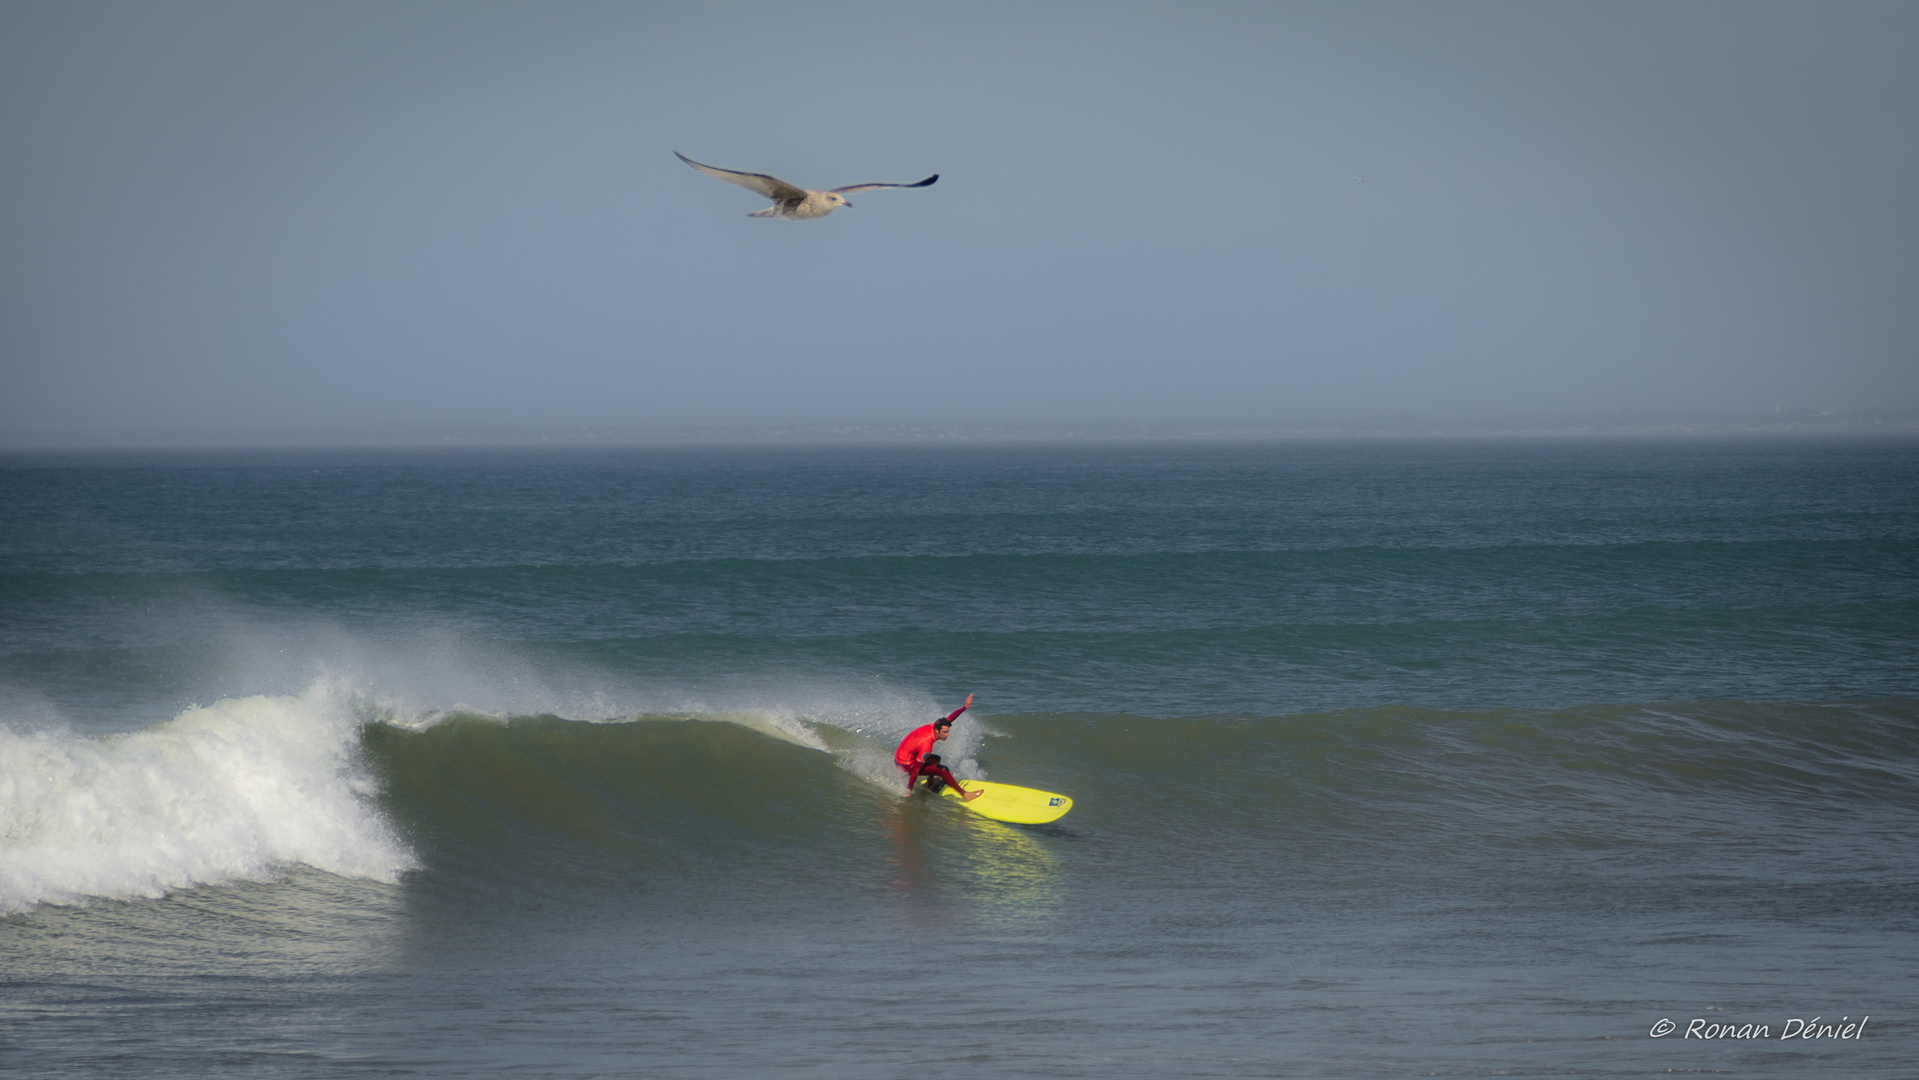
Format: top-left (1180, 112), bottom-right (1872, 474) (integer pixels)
top-left (674, 151), bottom-right (937, 219)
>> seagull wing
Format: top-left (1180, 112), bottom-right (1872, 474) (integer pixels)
top-left (830, 174), bottom-right (938, 195)
top-left (674, 152), bottom-right (808, 202)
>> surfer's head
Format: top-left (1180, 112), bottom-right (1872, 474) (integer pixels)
top-left (932, 719), bottom-right (954, 739)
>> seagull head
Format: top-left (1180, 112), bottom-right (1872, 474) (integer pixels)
top-left (826, 193), bottom-right (850, 208)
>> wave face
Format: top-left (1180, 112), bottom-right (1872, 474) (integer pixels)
top-left (24, 691), bottom-right (1912, 914)
top-left (356, 698), bottom-right (1917, 872)
top-left (0, 686), bottom-right (414, 912)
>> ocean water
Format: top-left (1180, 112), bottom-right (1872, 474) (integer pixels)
top-left (2, 439), bottom-right (1915, 1078)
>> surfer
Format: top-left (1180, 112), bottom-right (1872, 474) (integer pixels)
top-left (895, 694), bottom-right (985, 801)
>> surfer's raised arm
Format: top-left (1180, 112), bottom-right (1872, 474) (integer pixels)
top-left (893, 695), bottom-right (984, 801)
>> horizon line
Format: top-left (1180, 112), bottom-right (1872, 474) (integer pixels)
top-left (4, 408), bottom-right (1917, 451)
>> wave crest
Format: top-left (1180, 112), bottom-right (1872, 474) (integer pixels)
top-left (0, 687), bottom-right (416, 912)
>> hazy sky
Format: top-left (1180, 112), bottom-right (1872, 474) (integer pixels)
top-left (3, 1), bottom-right (1916, 441)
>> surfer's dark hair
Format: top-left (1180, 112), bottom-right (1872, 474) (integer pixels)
top-left (933, 717), bottom-right (954, 729)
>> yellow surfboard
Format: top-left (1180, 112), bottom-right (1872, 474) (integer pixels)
top-left (937, 780), bottom-right (1073, 825)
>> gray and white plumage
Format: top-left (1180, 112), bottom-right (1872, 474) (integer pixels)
top-left (674, 152), bottom-right (938, 219)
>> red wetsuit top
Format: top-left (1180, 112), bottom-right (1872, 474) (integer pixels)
top-left (894, 703), bottom-right (969, 767)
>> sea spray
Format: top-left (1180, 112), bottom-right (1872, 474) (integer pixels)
top-left (0, 685), bottom-right (415, 911)
top-left (0, 672), bottom-right (983, 911)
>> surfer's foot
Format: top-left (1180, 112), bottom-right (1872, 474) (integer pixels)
top-left (962, 786), bottom-right (984, 801)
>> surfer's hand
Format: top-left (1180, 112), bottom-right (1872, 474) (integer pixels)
top-left (963, 693), bottom-right (973, 708)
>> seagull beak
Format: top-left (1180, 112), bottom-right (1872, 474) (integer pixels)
top-left (842, 199), bottom-right (853, 207)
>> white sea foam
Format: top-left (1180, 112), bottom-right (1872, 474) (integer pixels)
top-left (0, 686), bottom-right (416, 913)
top-left (0, 625), bottom-right (990, 913)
